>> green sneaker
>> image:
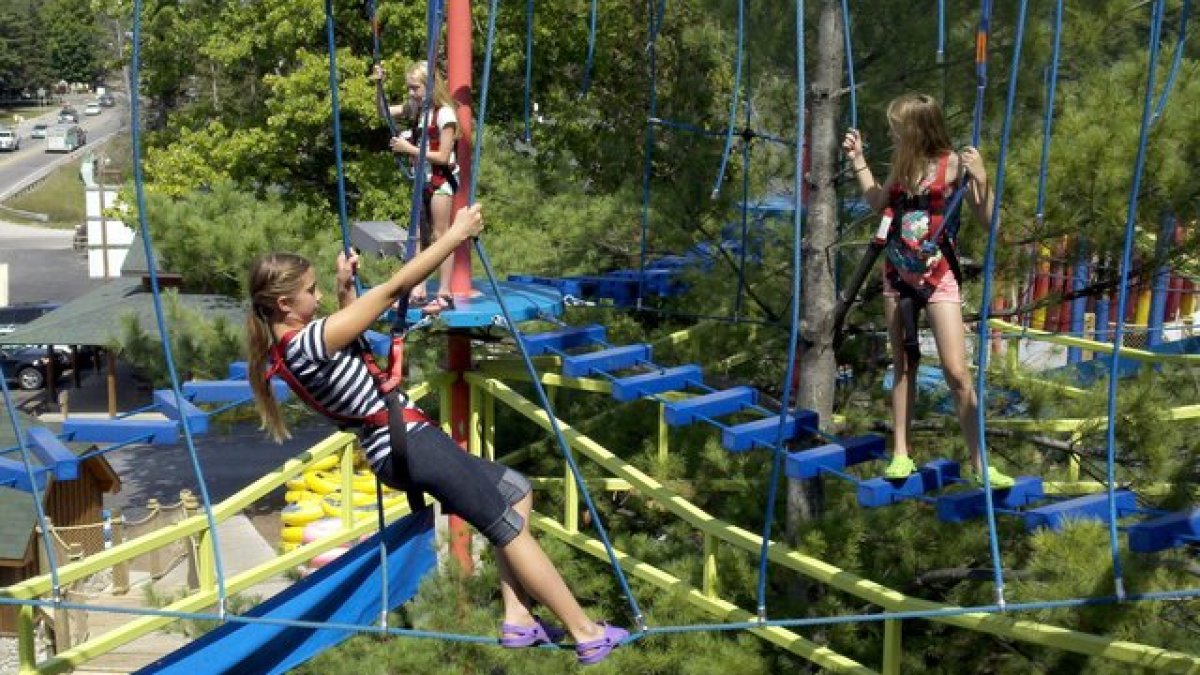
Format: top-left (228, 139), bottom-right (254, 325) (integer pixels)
top-left (883, 455), bottom-right (917, 479)
top-left (971, 466), bottom-right (1015, 490)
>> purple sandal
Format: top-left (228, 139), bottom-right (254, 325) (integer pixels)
top-left (499, 616), bottom-right (565, 648)
top-left (575, 622), bottom-right (629, 665)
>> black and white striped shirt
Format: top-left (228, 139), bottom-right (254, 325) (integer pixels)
top-left (283, 318), bottom-right (425, 469)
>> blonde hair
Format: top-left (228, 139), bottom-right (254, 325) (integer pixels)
top-left (246, 252), bottom-right (311, 442)
top-left (405, 60), bottom-right (460, 140)
top-left (886, 93), bottom-right (954, 192)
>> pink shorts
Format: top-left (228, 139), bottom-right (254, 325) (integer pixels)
top-left (881, 269), bottom-right (962, 304)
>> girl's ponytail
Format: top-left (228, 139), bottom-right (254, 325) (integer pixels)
top-left (246, 253), bottom-right (310, 442)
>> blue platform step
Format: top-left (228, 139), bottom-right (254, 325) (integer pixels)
top-left (0, 457), bottom-right (49, 492)
top-left (611, 365), bottom-right (703, 402)
top-left (27, 427), bottom-right (80, 481)
top-left (785, 435), bottom-right (886, 479)
top-left (858, 460), bottom-right (960, 508)
top-left (562, 344), bottom-right (651, 377)
top-left (182, 379), bottom-right (291, 404)
top-left (519, 324), bottom-right (607, 356)
top-left (664, 387), bottom-right (757, 426)
top-left (1021, 490), bottom-right (1136, 532)
top-left (1127, 508), bottom-right (1200, 553)
top-left (722, 409), bottom-right (820, 453)
top-left (62, 418), bottom-right (179, 445)
top-left (154, 390), bottom-right (209, 435)
top-left (935, 477), bottom-right (1045, 523)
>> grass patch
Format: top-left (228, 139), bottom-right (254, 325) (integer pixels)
top-left (1, 105), bottom-right (55, 126)
top-left (2, 133), bottom-right (132, 229)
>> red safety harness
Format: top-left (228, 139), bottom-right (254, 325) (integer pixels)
top-left (409, 111), bottom-right (458, 196)
top-left (265, 329), bottom-right (430, 510)
top-left (265, 330), bottom-right (429, 429)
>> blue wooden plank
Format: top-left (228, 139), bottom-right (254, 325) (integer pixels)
top-left (0, 457), bottom-right (49, 492)
top-left (664, 387), bottom-right (757, 426)
top-left (518, 325), bottom-right (607, 356)
top-left (1127, 508), bottom-right (1200, 553)
top-left (935, 476), bottom-right (1045, 523)
top-left (228, 362), bottom-right (249, 380)
top-left (611, 365), bottom-right (703, 402)
top-left (784, 436), bottom-right (885, 479)
top-left (1022, 490), bottom-right (1136, 532)
top-left (26, 427), bottom-right (79, 481)
top-left (721, 409), bottom-right (820, 453)
top-left (182, 379), bottom-right (291, 404)
top-left (363, 330), bottom-right (392, 357)
top-left (561, 344), bottom-right (651, 377)
top-left (154, 390), bottom-right (209, 435)
top-left (62, 419), bottom-right (179, 445)
top-left (858, 460), bottom-right (960, 508)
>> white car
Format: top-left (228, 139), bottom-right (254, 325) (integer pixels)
top-left (84, 102), bottom-right (102, 116)
top-left (0, 128), bottom-right (18, 151)
top-left (30, 123), bottom-right (49, 139)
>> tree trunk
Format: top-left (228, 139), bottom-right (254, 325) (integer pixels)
top-left (786, 0), bottom-right (844, 543)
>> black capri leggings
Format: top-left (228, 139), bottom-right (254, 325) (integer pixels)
top-left (374, 424), bottom-right (530, 547)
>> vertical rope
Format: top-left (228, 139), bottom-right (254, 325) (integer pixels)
top-left (636, 0), bottom-right (668, 310)
top-left (972, 0), bottom-right (1029, 610)
top-left (404, 0), bottom-right (445, 261)
top-left (1153, 0), bottom-right (1191, 122)
top-left (132, 0), bottom-right (229, 617)
top-left (841, 0), bottom-right (857, 130)
top-left (1104, 0), bottom-right (1166, 600)
top-left (753, 0), bottom-right (804, 620)
top-left (937, 0), bottom-right (946, 63)
top-left (971, 0), bottom-right (992, 147)
top-left (581, 0), bottom-right (599, 95)
top-left (1033, 0), bottom-right (1064, 227)
top-left (467, 0), bottom-right (646, 628)
top-left (711, 0), bottom-right (746, 200)
top-left (523, 0), bottom-right (535, 143)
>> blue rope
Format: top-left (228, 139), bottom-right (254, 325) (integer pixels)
top-left (133, 0), bottom-right (229, 616)
top-left (522, 0), bottom-right (535, 143)
top-left (753, 0), bottom-right (805, 620)
top-left (711, 0), bottom-right (746, 200)
top-left (581, 0), bottom-right (599, 95)
top-left (841, 0), bottom-right (857, 130)
top-left (972, 0), bottom-right (1028, 610)
top-left (468, 0), bottom-right (645, 628)
top-left (937, 0), bottom-right (946, 63)
top-left (1104, 0), bottom-right (1166, 601)
top-left (1153, 0), bottom-right (1191, 122)
top-left (971, 0), bottom-right (992, 147)
top-left (403, 0), bottom-right (445, 262)
top-left (637, 0), bottom-right (668, 310)
top-left (0, 371), bottom-right (62, 600)
top-left (1033, 0), bottom-right (1064, 225)
top-left (367, 0), bottom-right (415, 183)
top-left (734, 99), bottom-right (753, 320)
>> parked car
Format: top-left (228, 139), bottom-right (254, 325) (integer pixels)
top-left (30, 123), bottom-right (48, 139)
top-left (0, 128), bottom-right (18, 151)
top-left (98, 93), bottom-right (115, 107)
top-left (46, 125), bottom-right (85, 153)
top-left (0, 345), bottom-right (69, 390)
top-left (84, 102), bottom-right (102, 116)
top-left (0, 303), bottom-right (59, 335)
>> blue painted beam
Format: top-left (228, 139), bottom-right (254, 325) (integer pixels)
top-left (228, 362), bottom-right (249, 380)
top-left (182, 379), bottom-right (290, 404)
top-left (722, 409), bottom-right (820, 453)
top-left (1127, 508), bottom-right (1200, 553)
top-left (26, 427), bottom-right (79, 481)
top-left (153, 390), bottom-right (209, 435)
top-left (363, 330), bottom-right (392, 358)
top-left (935, 476), bottom-right (1044, 523)
top-left (519, 324), bottom-right (607, 356)
top-left (611, 365), bottom-right (703, 402)
top-left (561, 344), bottom-right (651, 377)
top-left (62, 419), bottom-right (179, 445)
top-left (0, 457), bottom-right (49, 492)
top-left (858, 460), bottom-right (960, 508)
top-left (664, 387), bottom-right (757, 426)
top-left (1022, 490), bottom-right (1137, 532)
top-left (785, 435), bottom-right (886, 480)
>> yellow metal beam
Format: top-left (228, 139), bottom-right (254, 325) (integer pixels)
top-left (989, 319), bottom-right (1200, 364)
top-left (531, 514), bottom-right (876, 674)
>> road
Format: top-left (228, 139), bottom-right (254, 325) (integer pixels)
top-left (0, 93), bottom-right (127, 201)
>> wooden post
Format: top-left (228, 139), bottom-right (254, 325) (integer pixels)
top-left (702, 534), bottom-right (718, 598)
top-left (111, 507), bottom-right (129, 594)
top-left (106, 350), bottom-right (117, 417)
top-left (882, 619), bottom-right (902, 675)
top-left (657, 402), bottom-right (669, 466)
top-left (17, 604), bottom-right (37, 672)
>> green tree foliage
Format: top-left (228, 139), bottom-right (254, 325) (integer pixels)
top-left (113, 290), bottom-right (242, 386)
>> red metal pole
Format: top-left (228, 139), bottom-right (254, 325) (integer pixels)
top-left (445, 0), bottom-right (474, 574)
